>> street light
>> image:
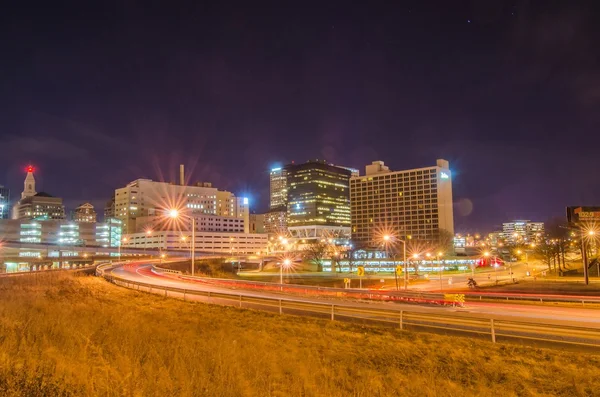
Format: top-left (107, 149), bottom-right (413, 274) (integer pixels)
top-left (381, 234), bottom-right (407, 290)
top-left (119, 237), bottom-right (128, 259)
top-left (280, 258), bottom-right (292, 290)
top-left (168, 209), bottom-right (196, 276)
top-left (437, 251), bottom-right (443, 291)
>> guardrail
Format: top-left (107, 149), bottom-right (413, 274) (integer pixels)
top-left (152, 265), bottom-right (600, 306)
top-left (1, 262), bottom-right (100, 277)
top-left (101, 269), bottom-right (600, 349)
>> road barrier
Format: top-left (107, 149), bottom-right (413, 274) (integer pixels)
top-left (99, 266), bottom-right (600, 349)
top-left (152, 264), bottom-right (600, 306)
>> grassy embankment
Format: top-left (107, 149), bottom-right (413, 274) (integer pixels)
top-left (1, 272), bottom-right (599, 396)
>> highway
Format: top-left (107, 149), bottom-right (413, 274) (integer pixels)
top-left (109, 262), bottom-right (600, 329)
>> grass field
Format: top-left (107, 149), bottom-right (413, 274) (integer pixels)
top-left (1, 273), bottom-right (599, 396)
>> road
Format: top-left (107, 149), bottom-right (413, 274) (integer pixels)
top-left (109, 262), bottom-right (600, 329)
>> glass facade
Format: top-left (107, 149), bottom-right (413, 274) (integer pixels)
top-left (19, 222), bottom-right (42, 243)
top-left (285, 161), bottom-right (351, 227)
top-left (0, 186), bottom-right (9, 219)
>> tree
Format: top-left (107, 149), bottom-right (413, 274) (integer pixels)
top-left (437, 229), bottom-right (454, 254)
top-left (302, 241), bottom-right (329, 272)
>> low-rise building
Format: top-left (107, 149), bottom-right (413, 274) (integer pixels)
top-left (502, 220), bottom-right (544, 244)
top-left (74, 203), bottom-right (97, 223)
top-left (122, 230), bottom-right (268, 255)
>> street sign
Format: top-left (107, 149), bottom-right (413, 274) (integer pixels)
top-left (357, 266), bottom-right (365, 277)
top-left (396, 265), bottom-right (402, 274)
top-left (344, 278), bottom-right (350, 284)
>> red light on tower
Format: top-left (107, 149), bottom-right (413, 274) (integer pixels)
top-left (26, 165), bottom-right (35, 173)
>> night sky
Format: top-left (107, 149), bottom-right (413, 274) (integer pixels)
top-left (1, 1), bottom-right (599, 232)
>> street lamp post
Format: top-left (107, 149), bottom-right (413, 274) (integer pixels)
top-left (437, 252), bottom-right (443, 291)
top-left (119, 237), bottom-right (128, 260)
top-left (168, 209), bottom-right (196, 276)
top-left (383, 234), bottom-right (407, 290)
top-left (582, 230), bottom-right (595, 285)
top-left (280, 258), bottom-right (291, 291)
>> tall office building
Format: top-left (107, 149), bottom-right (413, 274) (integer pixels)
top-left (115, 166), bottom-right (249, 234)
top-left (285, 160), bottom-right (352, 239)
top-left (350, 159), bottom-right (454, 246)
top-left (502, 220), bottom-right (544, 244)
top-left (74, 203), bottom-right (97, 223)
top-left (269, 167), bottom-right (287, 210)
top-left (0, 185), bottom-right (9, 219)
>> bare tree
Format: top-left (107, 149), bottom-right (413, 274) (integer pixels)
top-left (302, 241), bottom-right (329, 272)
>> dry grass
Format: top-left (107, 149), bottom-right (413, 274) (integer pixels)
top-left (0, 273), bottom-right (599, 396)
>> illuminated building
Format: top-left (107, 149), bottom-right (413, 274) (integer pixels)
top-left (0, 185), bottom-right (9, 219)
top-left (74, 203), bottom-right (97, 223)
top-left (350, 159), bottom-right (454, 246)
top-left (104, 195), bottom-right (115, 220)
top-left (264, 208), bottom-right (287, 235)
top-left (12, 192), bottom-right (66, 220)
top-left (114, 165), bottom-right (248, 234)
top-left (502, 220), bottom-right (544, 244)
top-left (122, 230), bottom-right (268, 255)
top-left (285, 160), bottom-right (352, 239)
top-left (0, 218), bottom-right (122, 247)
top-left (11, 166), bottom-right (66, 220)
top-left (269, 167), bottom-right (287, 210)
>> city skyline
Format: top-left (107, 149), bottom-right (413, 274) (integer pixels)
top-left (2, 2), bottom-right (600, 231)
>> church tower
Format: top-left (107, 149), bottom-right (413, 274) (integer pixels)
top-left (22, 165), bottom-right (36, 199)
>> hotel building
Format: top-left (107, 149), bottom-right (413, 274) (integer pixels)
top-left (350, 159), bottom-right (454, 246)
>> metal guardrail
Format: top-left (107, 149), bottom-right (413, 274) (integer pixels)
top-left (100, 268), bottom-right (600, 349)
top-left (152, 265), bottom-right (600, 306)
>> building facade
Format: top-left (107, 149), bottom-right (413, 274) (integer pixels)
top-left (104, 195), bottom-right (115, 220)
top-left (122, 230), bottom-right (268, 255)
top-left (0, 218), bottom-right (122, 247)
top-left (285, 160), bottom-right (352, 239)
top-left (74, 203), bottom-right (97, 223)
top-left (114, 178), bottom-right (248, 234)
top-left (269, 167), bottom-right (287, 210)
top-left (350, 159), bottom-right (454, 246)
top-left (12, 192), bottom-right (66, 220)
top-left (0, 185), bottom-right (9, 219)
top-left (249, 213), bottom-right (266, 233)
top-left (502, 220), bottom-right (544, 244)
top-left (264, 208), bottom-right (287, 235)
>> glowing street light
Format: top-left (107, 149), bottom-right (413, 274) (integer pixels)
top-left (119, 236), bottom-right (128, 259)
top-left (280, 258), bottom-right (293, 290)
top-left (168, 209), bottom-right (196, 276)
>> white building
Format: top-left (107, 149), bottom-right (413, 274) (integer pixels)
top-left (122, 230), bottom-right (268, 255)
top-left (502, 220), bottom-right (544, 244)
top-left (115, 169), bottom-right (249, 234)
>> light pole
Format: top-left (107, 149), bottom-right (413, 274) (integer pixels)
top-left (383, 234), bottom-right (407, 290)
top-left (168, 209), bottom-right (196, 276)
top-left (582, 230), bottom-right (595, 285)
top-left (280, 258), bottom-right (291, 291)
top-left (437, 251), bottom-right (443, 291)
top-left (119, 237), bottom-right (128, 260)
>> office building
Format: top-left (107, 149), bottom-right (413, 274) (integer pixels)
top-left (285, 160), bottom-right (352, 239)
top-left (0, 218), bottom-right (122, 247)
top-left (0, 185), bottom-right (9, 219)
top-left (74, 203), bottom-right (97, 223)
top-left (264, 208), bottom-right (287, 235)
top-left (114, 165), bottom-right (249, 234)
top-left (104, 195), bottom-right (115, 220)
top-left (122, 230), bottom-right (268, 255)
top-left (269, 167), bottom-right (287, 210)
top-left (502, 220), bottom-right (544, 244)
top-left (350, 159), bottom-right (454, 246)
top-left (12, 192), bottom-right (66, 220)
